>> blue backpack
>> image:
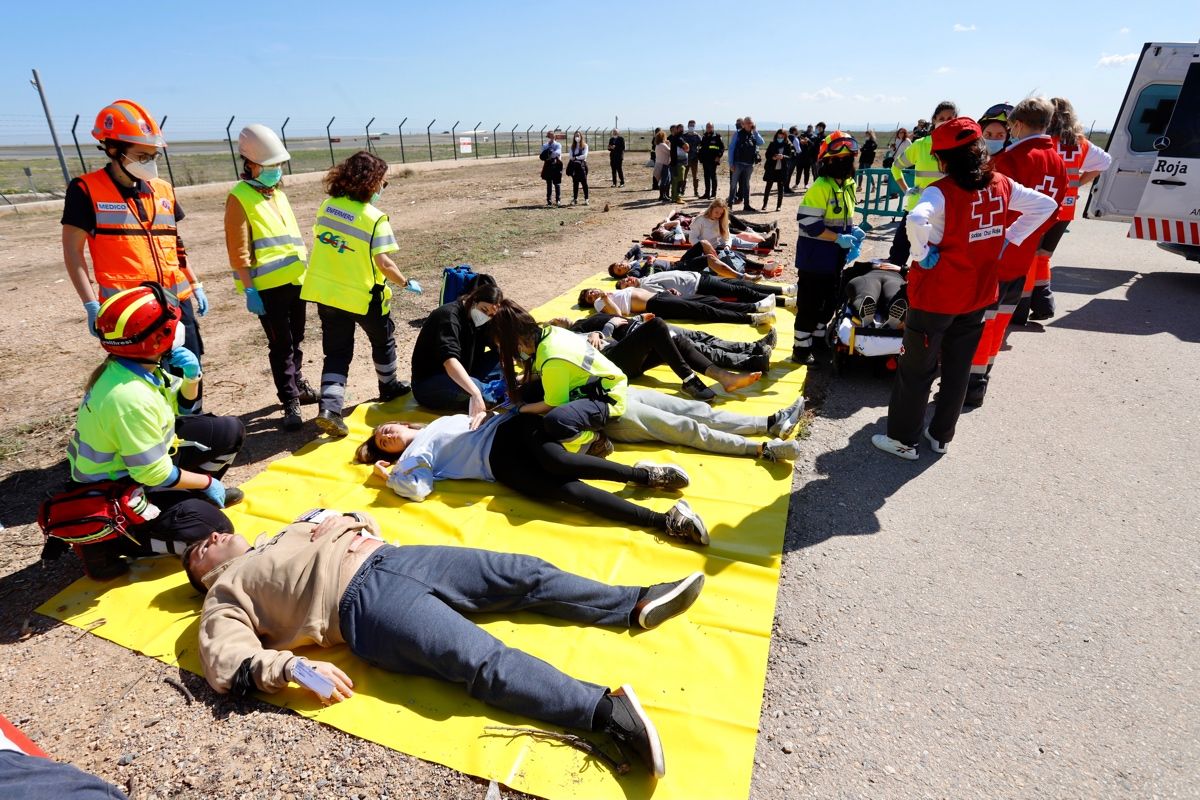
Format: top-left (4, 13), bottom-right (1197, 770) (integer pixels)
top-left (439, 264), bottom-right (478, 305)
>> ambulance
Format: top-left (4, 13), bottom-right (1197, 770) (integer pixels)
top-left (1086, 42), bottom-right (1200, 263)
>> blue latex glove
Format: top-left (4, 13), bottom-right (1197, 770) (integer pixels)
top-left (998, 239), bottom-right (1011, 259)
top-left (847, 243), bottom-right (862, 263)
top-left (919, 245), bottom-right (940, 270)
top-left (405, 279), bottom-right (423, 294)
top-left (202, 476), bottom-right (227, 508)
top-left (192, 285), bottom-right (209, 316)
top-left (244, 287), bottom-right (266, 316)
top-left (850, 227), bottom-right (867, 243)
top-left (84, 300), bottom-right (101, 337)
top-left (165, 346), bottom-right (201, 379)
top-left (835, 233), bottom-right (856, 249)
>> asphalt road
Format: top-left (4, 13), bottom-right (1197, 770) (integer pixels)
top-left (754, 213), bottom-right (1199, 798)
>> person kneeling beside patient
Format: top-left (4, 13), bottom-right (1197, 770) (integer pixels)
top-left (186, 509), bottom-right (706, 778)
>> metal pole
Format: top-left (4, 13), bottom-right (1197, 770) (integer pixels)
top-left (510, 124), bottom-right (518, 157)
top-left (225, 116), bottom-right (239, 179)
top-left (365, 116), bottom-right (375, 154)
top-left (326, 116), bottom-right (336, 166)
top-left (398, 117), bottom-right (407, 163)
top-left (29, 69), bottom-right (71, 187)
top-left (281, 117), bottom-right (292, 174)
top-left (426, 119), bottom-right (436, 162)
top-left (451, 121), bottom-right (460, 160)
top-left (492, 123), bottom-right (501, 158)
top-left (70, 114), bottom-right (86, 174)
top-left (526, 125), bottom-right (533, 156)
top-left (159, 115), bottom-right (176, 186)
top-left (472, 121), bottom-right (482, 160)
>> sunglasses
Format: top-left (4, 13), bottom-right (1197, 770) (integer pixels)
top-left (824, 136), bottom-right (858, 155)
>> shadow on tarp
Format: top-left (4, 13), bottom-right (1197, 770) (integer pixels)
top-left (1050, 270), bottom-right (1200, 343)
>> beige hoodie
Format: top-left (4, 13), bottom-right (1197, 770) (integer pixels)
top-left (198, 514), bottom-right (382, 694)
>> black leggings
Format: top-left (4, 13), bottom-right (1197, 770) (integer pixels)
top-left (487, 415), bottom-right (664, 530)
top-left (846, 270), bottom-right (906, 316)
top-left (762, 175), bottom-right (786, 209)
top-left (604, 317), bottom-right (712, 380)
top-left (730, 214), bottom-right (774, 234)
top-left (645, 293), bottom-right (755, 323)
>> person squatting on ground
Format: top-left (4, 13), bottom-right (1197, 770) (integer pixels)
top-left (301, 150), bottom-right (417, 438)
top-left (62, 282), bottom-right (242, 579)
top-left (608, 128), bottom-right (625, 186)
top-left (540, 131), bottom-right (564, 206)
top-left (727, 118), bottom-right (764, 212)
top-left (871, 117), bottom-right (1056, 461)
top-left (61, 99), bottom-right (208, 407)
top-left (567, 131), bottom-right (590, 205)
top-left (698, 123), bottom-right (725, 200)
top-left (581, 284), bottom-right (776, 327)
top-left (888, 102), bottom-right (959, 268)
top-left (223, 124), bottom-right (315, 432)
top-left (362, 413), bottom-right (708, 544)
top-left (965, 99), bottom-right (1066, 407)
top-left (186, 509), bottom-right (708, 778)
top-left (791, 131), bottom-right (864, 365)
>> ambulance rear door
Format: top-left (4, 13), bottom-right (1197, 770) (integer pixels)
top-left (1085, 42), bottom-right (1199, 225)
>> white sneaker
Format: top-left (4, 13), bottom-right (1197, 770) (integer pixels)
top-left (755, 295), bottom-right (775, 312)
top-left (782, 284), bottom-right (798, 297)
top-left (871, 434), bottom-right (918, 461)
top-left (750, 311), bottom-right (776, 328)
top-left (923, 428), bottom-right (948, 454)
top-left (760, 438), bottom-right (801, 462)
top-left (783, 296), bottom-right (797, 310)
top-left (768, 397), bottom-right (806, 439)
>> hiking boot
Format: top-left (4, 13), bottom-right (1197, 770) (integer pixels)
top-left (316, 409), bottom-right (349, 438)
top-left (633, 461), bottom-right (690, 491)
top-left (760, 438), bottom-right (801, 462)
top-left (871, 433), bottom-right (918, 461)
top-left (768, 397), bottom-right (806, 439)
top-left (223, 487), bottom-right (245, 507)
top-left (681, 376), bottom-right (716, 402)
top-left (605, 685), bottom-right (666, 778)
top-left (296, 378), bottom-right (319, 405)
top-left (857, 296), bottom-right (877, 325)
top-left (923, 428), bottom-right (948, 454)
top-left (664, 499), bottom-right (709, 545)
top-left (586, 431), bottom-right (615, 459)
top-left (634, 572), bottom-right (705, 629)
top-left (282, 399), bottom-right (303, 431)
top-left (378, 381), bottom-right (412, 402)
top-left (749, 312), bottom-right (776, 328)
top-left (791, 347), bottom-right (814, 365)
top-left (963, 384), bottom-right (987, 408)
top-left (755, 295), bottom-right (775, 312)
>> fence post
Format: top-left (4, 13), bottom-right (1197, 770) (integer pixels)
top-left (280, 117), bottom-right (292, 174)
top-left (70, 114), bottom-right (86, 175)
top-left (426, 119), bottom-right (436, 162)
top-left (492, 123), bottom-right (501, 158)
top-left (398, 117), bottom-right (407, 163)
top-left (365, 116), bottom-right (375, 154)
top-left (526, 125), bottom-right (533, 156)
top-left (510, 124), bottom-right (518, 157)
top-left (29, 69), bottom-right (71, 188)
top-left (471, 121), bottom-right (482, 160)
top-left (326, 116), bottom-right (336, 166)
top-left (159, 115), bottom-right (177, 186)
top-left (451, 121), bottom-right (460, 160)
top-left (225, 116), bottom-right (239, 179)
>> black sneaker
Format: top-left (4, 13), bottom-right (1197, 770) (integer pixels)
top-left (791, 347), bottom-right (814, 366)
top-left (282, 399), bottom-right (303, 431)
top-left (633, 461), bottom-right (690, 490)
top-left (857, 296), bottom-right (877, 325)
top-left (664, 500), bottom-right (709, 545)
top-left (223, 487), bottom-right (245, 507)
top-left (378, 381), bottom-right (412, 402)
top-left (296, 378), bottom-right (319, 405)
top-left (316, 409), bottom-right (349, 437)
top-left (605, 685), bottom-right (666, 778)
top-left (634, 571), bottom-right (705, 629)
top-left (681, 376), bottom-right (716, 402)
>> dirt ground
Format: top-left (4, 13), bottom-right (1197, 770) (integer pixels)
top-left (0, 157), bottom-right (810, 799)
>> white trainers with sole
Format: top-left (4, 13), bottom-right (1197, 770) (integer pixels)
top-left (749, 311), bottom-right (776, 328)
top-left (871, 434), bottom-right (918, 460)
top-left (923, 428), bottom-right (948, 454)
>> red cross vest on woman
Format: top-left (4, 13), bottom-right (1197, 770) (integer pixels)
top-left (907, 173), bottom-right (1013, 315)
top-left (76, 168), bottom-right (191, 301)
top-left (990, 137), bottom-right (1066, 281)
top-left (1052, 135), bottom-right (1090, 222)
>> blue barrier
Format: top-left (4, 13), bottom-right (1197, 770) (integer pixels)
top-left (857, 167), bottom-right (913, 230)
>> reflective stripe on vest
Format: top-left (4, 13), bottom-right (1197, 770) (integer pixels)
top-left (533, 326), bottom-right (628, 416)
top-left (78, 168), bottom-right (191, 301)
top-left (795, 178), bottom-right (856, 239)
top-left (1053, 136), bottom-right (1089, 220)
top-left (229, 182), bottom-right (308, 292)
top-left (301, 196), bottom-right (389, 315)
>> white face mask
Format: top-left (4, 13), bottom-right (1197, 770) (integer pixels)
top-left (517, 350), bottom-right (531, 362)
top-left (469, 306), bottom-right (491, 327)
top-left (171, 320), bottom-right (186, 350)
top-left (123, 154), bottom-right (159, 182)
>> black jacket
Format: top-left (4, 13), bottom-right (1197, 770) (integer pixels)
top-left (764, 138), bottom-right (794, 177)
top-left (698, 133), bottom-right (725, 165)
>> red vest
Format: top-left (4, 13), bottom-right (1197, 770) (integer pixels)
top-left (990, 136), bottom-right (1066, 280)
top-left (1052, 135), bottom-right (1090, 221)
top-left (907, 174), bottom-right (1012, 315)
top-left (77, 168), bottom-right (190, 301)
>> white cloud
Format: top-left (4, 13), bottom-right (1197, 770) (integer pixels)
top-left (833, 76), bottom-right (855, 84)
top-left (851, 93), bottom-right (908, 105)
top-left (952, 23), bottom-right (976, 32)
top-left (797, 87), bottom-right (843, 102)
top-left (1118, 26), bottom-right (1130, 34)
top-left (935, 66), bottom-right (953, 74)
top-left (1096, 52), bottom-right (1138, 67)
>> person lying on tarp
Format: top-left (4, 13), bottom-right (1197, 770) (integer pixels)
top-left (842, 261), bottom-right (909, 328)
top-left (608, 241), bottom-right (745, 280)
top-left (579, 285), bottom-right (774, 328)
top-left (185, 508), bottom-right (707, 778)
top-left (617, 269), bottom-right (796, 310)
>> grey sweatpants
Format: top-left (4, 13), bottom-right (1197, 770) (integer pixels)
top-left (606, 387), bottom-right (768, 456)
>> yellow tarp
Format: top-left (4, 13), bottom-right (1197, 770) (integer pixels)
top-left (39, 274), bottom-right (804, 800)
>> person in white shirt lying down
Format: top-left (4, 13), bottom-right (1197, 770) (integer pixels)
top-left (617, 270), bottom-right (797, 310)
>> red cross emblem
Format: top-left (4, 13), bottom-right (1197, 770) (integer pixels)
top-left (1036, 175), bottom-right (1058, 200)
top-left (970, 187), bottom-right (1005, 228)
top-left (1057, 142), bottom-right (1081, 161)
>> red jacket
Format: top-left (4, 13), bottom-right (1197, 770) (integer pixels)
top-left (908, 173), bottom-right (1012, 315)
top-left (990, 136), bottom-right (1066, 280)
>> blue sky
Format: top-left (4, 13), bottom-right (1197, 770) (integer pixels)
top-left (3, 0), bottom-right (1197, 144)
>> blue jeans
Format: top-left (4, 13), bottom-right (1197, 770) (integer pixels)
top-left (0, 751), bottom-right (128, 799)
top-left (412, 354), bottom-right (502, 411)
top-left (728, 163), bottom-right (754, 208)
top-left (339, 545), bottom-right (640, 729)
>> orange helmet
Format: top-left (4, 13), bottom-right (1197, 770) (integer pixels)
top-left (818, 131), bottom-right (858, 160)
top-left (96, 282), bottom-right (181, 360)
top-left (92, 100), bottom-right (166, 147)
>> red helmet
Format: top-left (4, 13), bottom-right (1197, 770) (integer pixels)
top-left (92, 99), bottom-right (166, 147)
top-left (96, 283), bottom-right (181, 360)
top-left (818, 131), bottom-right (858, 160)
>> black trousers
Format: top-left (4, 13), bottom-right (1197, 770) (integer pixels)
top-left (173, 413), bottom-right (245, 479)
top-left (610, 154), bottom-right (624, 185)
top-left (678, 328), bottom-right (768, 371)
top-left (793, 271), bottom-right (841, 351)
top-left (257, 281), bottom-right (308, 403)
top-left (888, 211), bottom-right (911, 267)
top-left (762, 175), bottom-right (786, 209)
top-left (645, 293), bottom-right (755, 324)
top-left (542, 397), bottom-right (611, 445)
top-left (603, 317), bottom-right (710, 381)
top-left (672, 242), bottom-right (712, 273)
top-left (545, 178), bottom-right (561, 204)
top-left (887, 307), bottom-right (986, 446)
top-left (697, 275), bottom-right (771, 302)
top-left (701, 161), bottom-right (719, 197)
top-left (571, 166), bottom-right (589, 201)
top-left (316, 301), bottom-right (400, 415)
top-left (796, 160), bottom-right (813, 187)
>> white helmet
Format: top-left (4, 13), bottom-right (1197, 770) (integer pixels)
top-left (238, 123), bottom-right (290, 165)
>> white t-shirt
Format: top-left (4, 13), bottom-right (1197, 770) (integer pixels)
top-left (688, 214), bottom-right (729, 247)
top-left (595, 288), bottom-right (635, 315)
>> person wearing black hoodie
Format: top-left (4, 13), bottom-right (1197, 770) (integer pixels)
top-left (697, 124), bottom-right (725, 200)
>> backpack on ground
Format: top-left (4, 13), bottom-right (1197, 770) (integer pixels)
top-left (440, 264), bottom-right (478, 305)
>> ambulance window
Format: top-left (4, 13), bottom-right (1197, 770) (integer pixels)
top-left (1126, 83), bottom-right (1180, 152)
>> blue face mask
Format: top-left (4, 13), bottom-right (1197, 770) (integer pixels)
top-left (776, 136), bottom-right (785, 143)
top-left (985, 139), bottom-right (1005, 156)
top-left (256, 166), bottom-right (283, 187)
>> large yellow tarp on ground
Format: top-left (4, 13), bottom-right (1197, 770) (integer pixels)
top-left (40, 274), bottom-right (804, 800)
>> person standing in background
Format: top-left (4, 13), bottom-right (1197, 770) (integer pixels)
top-left (568, 131), bottom-right (590, 206)
top-left (761, 129), bottom-right (794, 211)
top-left (653, 131), bottom-right (672, 203)
top-left (683, 120), bottom-right (703, 198)
top-left (698, 123), bottom-right (725, 200)
top-left (727, 117), bottom-right (764, 213)
top-left (668, 124), bottom-right (689, 204)
top-left (607, 128), bottom-right (625, 186)
top-left (888, 102), bottom-right (958, 267)
top-left (784, 127), bottom-right (802, 194)
top-left (649, 127), bottom-right (662, 191)
top-left (540, 131), bottom-right (564, 207)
